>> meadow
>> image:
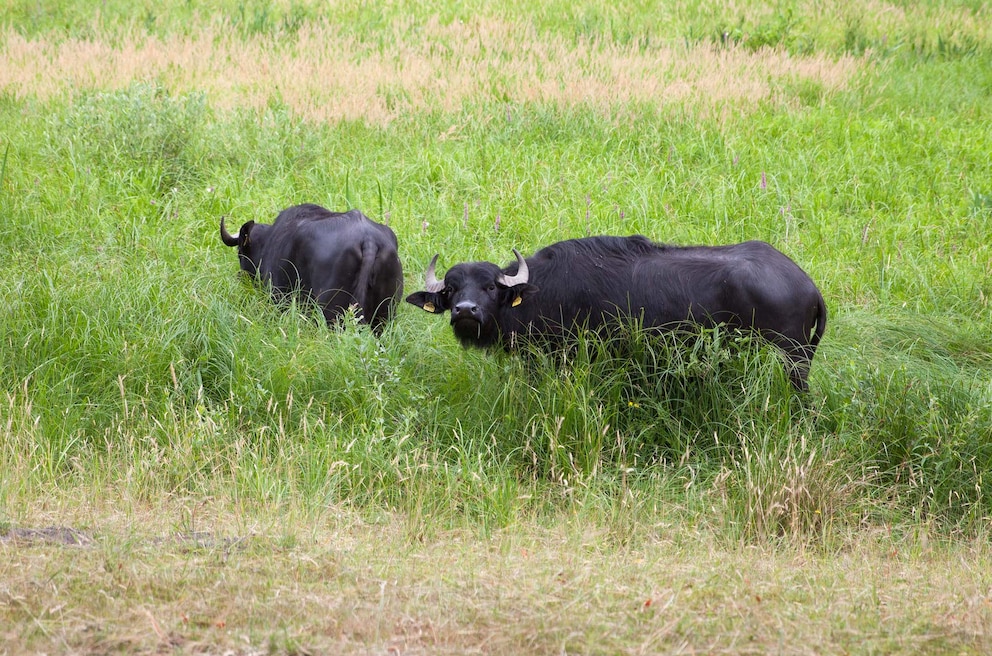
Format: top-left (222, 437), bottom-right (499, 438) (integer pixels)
top-left (1, 0), bottom-right (992, 653)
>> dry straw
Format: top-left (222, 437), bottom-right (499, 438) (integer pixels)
top-left (1, 16), bottom-right (862, 123)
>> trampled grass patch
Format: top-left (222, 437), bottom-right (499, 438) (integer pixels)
top-left (2, 0), bottom-right (992, 652)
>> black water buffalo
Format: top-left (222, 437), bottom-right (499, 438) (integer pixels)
top-left (221, 203), bottom-right (403, 331)
top-left (406, 236), bottom-right (826, 391)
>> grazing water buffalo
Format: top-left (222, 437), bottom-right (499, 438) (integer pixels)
top-left (221, 203), bottom-right (403, 331)
top-left (406, 235), bottom-right (826, 391)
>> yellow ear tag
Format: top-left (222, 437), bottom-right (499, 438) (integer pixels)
top-left (511, 296), bottom-right (522, 307)
top-left (423, 302), bottom-right (436, 313)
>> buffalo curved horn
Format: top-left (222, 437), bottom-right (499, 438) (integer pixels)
top-left (424, 254), bottom-right (445, 293)
top-left (496, 249), bottom-right (529, 287)
top-left (219, 216), bottom-right (240, 247)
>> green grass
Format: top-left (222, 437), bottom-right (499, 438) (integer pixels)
top-left (2, 0), bottom-right (992, 652)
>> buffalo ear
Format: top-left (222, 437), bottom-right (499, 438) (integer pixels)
top-left (406, 291), bottom-right (448, 314)
top-left (504, 283), bottom-right (539, 308)
top-left (239, 220), bottom-right (255, 248)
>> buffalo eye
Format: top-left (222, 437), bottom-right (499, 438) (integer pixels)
top-left (486, 284), bottom-right (496, 293)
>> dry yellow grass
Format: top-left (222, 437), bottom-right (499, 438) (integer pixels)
top-left (0, 16), bottom-right (863, 124)
top-left (3, 499), bottom-right (992, 654)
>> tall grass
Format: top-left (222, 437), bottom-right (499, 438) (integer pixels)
top-left (3, 4), bottom-right (992, 653)
top-left (1, 0), bottom-right (991, 551)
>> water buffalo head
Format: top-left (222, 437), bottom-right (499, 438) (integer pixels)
top-left (220, 216), bottom-right (270, 277)
top-left (406, 249), bottom-right (539, 348)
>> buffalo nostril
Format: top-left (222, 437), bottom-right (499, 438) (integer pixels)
top-left (453, 302), bottom-right (479, 319)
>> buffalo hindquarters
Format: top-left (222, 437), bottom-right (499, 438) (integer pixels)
top-left (220, 203), bottom-right (403, 331)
